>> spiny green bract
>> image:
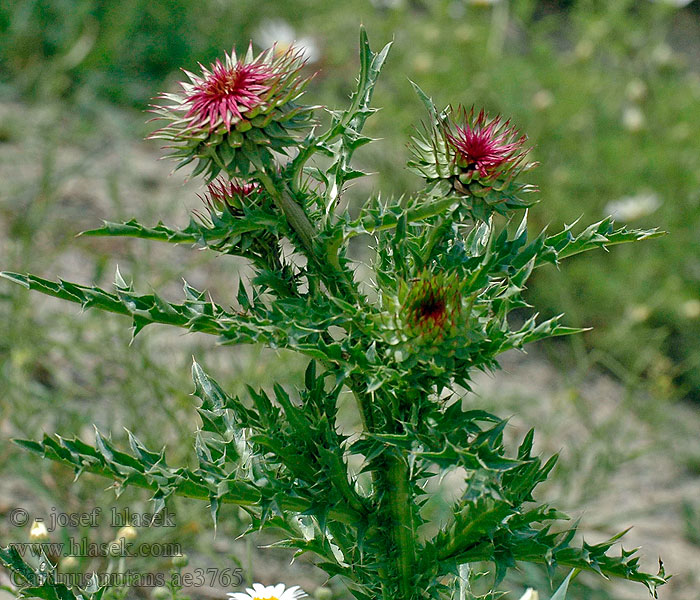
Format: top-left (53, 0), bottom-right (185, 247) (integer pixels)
top-left (1, 27), bottom-right (666, 600)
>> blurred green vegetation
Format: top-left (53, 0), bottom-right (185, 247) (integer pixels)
top-left (2, 1), bottom-right (700, 598)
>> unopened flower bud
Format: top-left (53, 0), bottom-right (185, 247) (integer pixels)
top-left (171, 553), bottom-right (189, 568)
top-left (199, 178), bottom-right (261, 217)
top-left (400, 272), bottom-right (463, 352)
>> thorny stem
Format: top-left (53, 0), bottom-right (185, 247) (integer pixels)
top-left (420, 214), bottom-right (454, 267)
top-left (386, 454), bottom-right (416, 599)
top-left (350, 376), bottom-right (375, 433)
top-left (258, 169), bottom-right (362, 305)
top-left (257, 171), bottom-right (316, 253)
top-left (351, 382), bottom-right (416, 600)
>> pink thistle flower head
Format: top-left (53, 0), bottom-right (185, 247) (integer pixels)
top-left (184, 58), bottom-right (274, 133)
top-left (407, 103), bottom-right (538, 215)
top-left (149, 44), bottom-right (315, 181)
top-left (446, 107), bottom-right (530, 182)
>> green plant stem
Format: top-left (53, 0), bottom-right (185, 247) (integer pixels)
top-left (350, 374), bottom-right (416, 598)
top-left (420, 213), bottom-right (455, 267)
top-left (386, 454), bottom-right (415, 599)
top-left (353, 379), bottom-right (416, 597)
top-left (257, 171), bottom-right (316, 254)
top-left (350, 377), bottom-right (375, 433)
top-left (257, 170), bottom-right (362, 306)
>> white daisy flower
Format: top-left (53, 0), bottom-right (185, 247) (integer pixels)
top-left (228, 582), bottom-right (307, 600)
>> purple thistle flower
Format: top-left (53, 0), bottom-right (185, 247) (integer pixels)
top-left (184, 60), bottom-right (273, 133)
top-left (149, 44), bottom-right (314, 180)
top-left (407, 104), bottom-right (538, 213)
top-left (445, 107), bottom-right (530, 182)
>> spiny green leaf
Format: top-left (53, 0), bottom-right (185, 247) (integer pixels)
top-left (540, 218), bottom-right (664, 265)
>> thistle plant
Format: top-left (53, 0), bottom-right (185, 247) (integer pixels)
top-left (0, 29), bottom-right (668, 600)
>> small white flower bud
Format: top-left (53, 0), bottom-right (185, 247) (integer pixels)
top-left (625, 79), bottom-right (648, 102)
top-left (171, 553), bottom-right (189, 568)
top-left (29, 520), bottom-right (49, 541)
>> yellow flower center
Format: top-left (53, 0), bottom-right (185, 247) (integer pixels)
top-left (253, 597), bottom-right (280, 600)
